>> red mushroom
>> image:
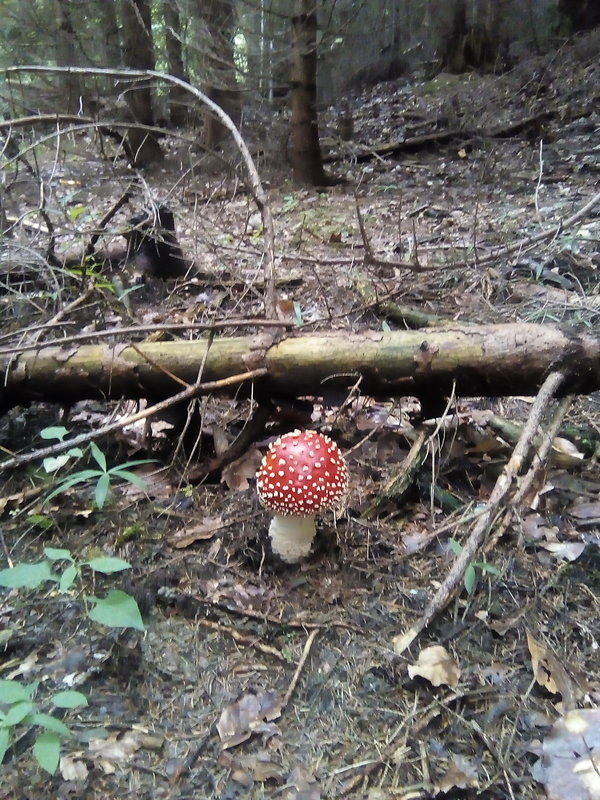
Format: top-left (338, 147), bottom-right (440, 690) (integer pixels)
top-left (256, 429), bottom-right (349, 563)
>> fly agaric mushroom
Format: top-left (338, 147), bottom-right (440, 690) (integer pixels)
top-left (256, 429), bottom-right (349, 563)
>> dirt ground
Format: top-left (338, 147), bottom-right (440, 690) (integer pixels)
top-left (1, 31), bottom-right (600, 800)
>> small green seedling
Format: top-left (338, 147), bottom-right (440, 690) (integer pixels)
top-left (0, 680), bottom-right (88, 774)
top-left (293, 301), bottom-right (304, 326)
top-left (0, 549), bottom-right (142, 773)
top-left (0, 547), bottom-right (145, 631)
top-left (40, 431), bottom-right (155, 509)
top-left (40, 426), bottom-right (84, 473)
top-left (281, 194), bottom-right (300, 213)
top-left (67, 204), bottom-right (88, 223)
top-left (448, 538), bottom-right (501, 595)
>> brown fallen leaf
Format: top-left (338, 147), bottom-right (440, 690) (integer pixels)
top-left (168, 515), bottom-right (223, 548)
top-left (0, 485), bottom-right (47, 515)
top-left (221, 448), bottom-right (263, 491)
top-left (520, 513), bottom-right (559, 543)
top-left (216, 691), bottom-right (282, 749)
top-left (479, 662), bottom-right (517, 685)
top-left (88, 731), bottom-right (142, 761)
top-left (487, 611), bottom-right (526, 637)
top-left (230, 767), bottom-right (253, 787)
top-left (434, 753), bottom-right (479, 793)
top-left (526, 630), bottom-right (575, 707)
top-left (538, 541), bottom-right (586, 562)
top-left (286, 764), bottom-right (321, 800)
top-left (238, 750), bottom-right (285, 783)
top-left (122, 464), bottom-right (175, 501)
top-left (568, 498), bottom-right (600, 521)
top-left (550, 436), bottom-right (585, 467)
top-left (59, 754), bottom-right (88, 781)
top-left (401, 528), bottom-right (440, 555)
top-left (406, 644), bottom-right (461, 688)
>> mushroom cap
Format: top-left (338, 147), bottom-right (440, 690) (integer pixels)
top-left (256, 429), bottom-right (349, 516)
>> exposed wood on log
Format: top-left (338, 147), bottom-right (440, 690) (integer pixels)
top-left (2, 323), bottom-right (599, 409)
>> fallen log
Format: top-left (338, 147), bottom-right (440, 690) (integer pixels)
top-left (327, 111), bottom-right (556, 164)
top-left (2, 323), bottom-right (599, 409)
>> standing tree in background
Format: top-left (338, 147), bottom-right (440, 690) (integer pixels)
top-left (97, 0), bottom-right (122, 68)
top-left (54, 0), bottom-right (86, 112)
top-left (120, 0), bottom-right (164, 165)
top-left (191, 0), bottom-right (241, 148)
top-left (288, 0), bottom-right (327, 185)
top-left (89, 0), bottom-right (122, 116)
top-left (163, 0), bottom-right (189, 125)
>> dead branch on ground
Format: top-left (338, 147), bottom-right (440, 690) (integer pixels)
top-left (392, 370), bottom-right (566, 655)
top-left (2, 324), bottom-right (598, 412)
top-left (2, 64), bottom-right (277, 318)
top-left (281, 628), bottom-right (320, 709)
top-left (352, 186), bottom-right (600, 274)
top-left (0, 367), bottom-right (267, 474)
top-left (329, 110), bottom-right (555, 164)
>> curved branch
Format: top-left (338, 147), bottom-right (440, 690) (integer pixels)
top-left (1, 65), bottom-right (277, 317)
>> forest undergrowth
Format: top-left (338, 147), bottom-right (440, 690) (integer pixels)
top-left (1, 30), bottom-right (600, 800)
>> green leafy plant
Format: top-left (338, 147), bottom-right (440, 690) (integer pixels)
top-left (39, 426), bottom-right (84, 473)
top-left (2, 435), bottom-right (150, 773)
top-left (293, 301), bottom-right (304, 326)
top-left (40, 429), bottom-right (155, 509)
top-left (281, 194), bottom-right (300, 214)
top-left (24, 513), bottom-right (54, 532)
top-left (0, 680), bottom-right (87, 774)
top-left (0, 550), bottom-right (143, 772)
top-left (448, 539), bottom-right (501, 595)
top-left (0, 547), bottom-right (145, 631)
top-left (67, 203), bottom-right (88, 223)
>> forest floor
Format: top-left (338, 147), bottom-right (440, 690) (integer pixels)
top-left (1, 30), bottom-right (600, 800)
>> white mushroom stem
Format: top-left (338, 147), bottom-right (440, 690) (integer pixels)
top-left (268, 514), bottom-right (317, 564)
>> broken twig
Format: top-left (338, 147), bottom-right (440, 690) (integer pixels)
top-left (393, 370), bottom-right (566, 654)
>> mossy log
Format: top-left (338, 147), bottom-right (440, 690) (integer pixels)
top-left (2, 323), bottom-right (599, 409)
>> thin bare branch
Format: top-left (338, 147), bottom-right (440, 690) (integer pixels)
top-left (1, 64), bottom-right (277, 318)
top-left (393, 369), bottom-right (566, 654)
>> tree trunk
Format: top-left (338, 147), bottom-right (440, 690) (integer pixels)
top-left (54, 0), bottom-right (86, 113)
top-left (163, 0), bottom-right (188, 125)
top-left (89, 0), bottom-right (122, 117)
top-left (288, 0), bottom-right (327, 185)
top-left (3, 324), bottom-right (600, 409)
top-left (190, 0), bottom-right (241, 149)
top-left (97, 0), bottom-right (122, 68)
top-left (120, 0), bottom-right (164, 165)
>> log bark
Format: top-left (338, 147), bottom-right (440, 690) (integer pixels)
top-left (2, 323), bottom-right (599, 409)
